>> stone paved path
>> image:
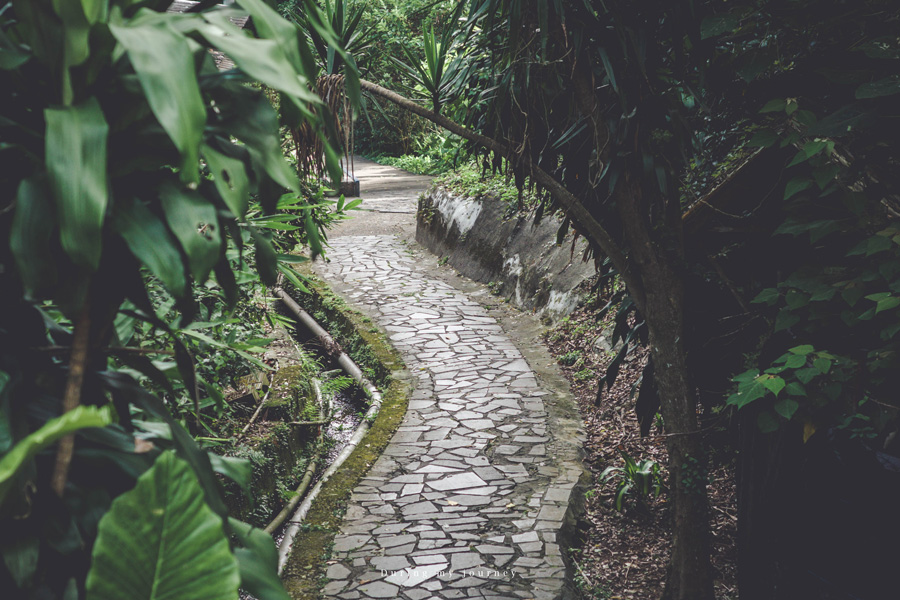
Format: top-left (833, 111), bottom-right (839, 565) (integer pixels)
top-left (312, 160), bottom-right (585, 600)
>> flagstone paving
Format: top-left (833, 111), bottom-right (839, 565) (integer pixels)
top-left (308, 160), bottom-right (586, 600)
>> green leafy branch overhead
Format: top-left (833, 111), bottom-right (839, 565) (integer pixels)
top-left (729, 92), bottom-right (900, 440)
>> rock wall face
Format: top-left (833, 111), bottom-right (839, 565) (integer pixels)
top-left (416, 186), bottom-right (596, 322)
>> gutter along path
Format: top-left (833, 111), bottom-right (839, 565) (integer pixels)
top-left (308, 157), bottom-right (587, 600)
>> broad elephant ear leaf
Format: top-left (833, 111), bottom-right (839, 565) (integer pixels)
top-left (86, 451), bottom-right (239, 600)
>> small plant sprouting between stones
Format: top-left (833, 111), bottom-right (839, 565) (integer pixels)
top-left (599, 452), bottom-right (664, 512)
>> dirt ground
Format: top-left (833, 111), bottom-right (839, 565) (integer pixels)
top-left (544, 303), bottom-right (738, 600)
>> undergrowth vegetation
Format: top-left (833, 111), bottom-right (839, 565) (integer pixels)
top-left (0, 2), bottom-right (359, 599)
top-left (433, 161), bottom-right (541, 211)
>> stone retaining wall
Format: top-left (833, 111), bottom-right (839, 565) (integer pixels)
top-left (416, 187), bottom-right (596, 322)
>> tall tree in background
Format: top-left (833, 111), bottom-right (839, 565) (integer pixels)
top-left (284, 0), bottom-right (900, 597)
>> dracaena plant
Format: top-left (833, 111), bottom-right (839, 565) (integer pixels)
top-left (599, 451), bottom-right (664, 512)
top-left (393, 0), bottom-right (471, 116)
top-left (292, 0), bottom-right (372, 76)
top-left (0, 0), bottom-right (353, 598)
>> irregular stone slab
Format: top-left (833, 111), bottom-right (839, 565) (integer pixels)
top-left (425, 473), bottom-right (488, 491)
top-left (356, 582), bottom-right (400, 598)
top-left (327, 563), bottom-right (352, 580)
top-left (332, 535), bottom-right (372, 553)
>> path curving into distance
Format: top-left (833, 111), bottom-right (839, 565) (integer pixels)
top-left (309, 158), bottom-right (587, 600)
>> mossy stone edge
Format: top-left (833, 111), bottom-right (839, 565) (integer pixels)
top-left (279, 270), bottom-right (412, 600)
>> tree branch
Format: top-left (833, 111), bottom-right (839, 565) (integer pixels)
top-left (358, 78), bottom-right (644, 304)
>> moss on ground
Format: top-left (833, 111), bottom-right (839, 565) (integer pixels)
top-left (279, 270), bottom-right (411, 599)
top-left (226, 420), bottom-right (313, 527)
top-left (263, 365), bottom-right (309, 420)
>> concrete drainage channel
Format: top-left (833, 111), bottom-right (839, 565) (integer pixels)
top-left (272, 288), bottom-right (385, 573)
top-left (233, 278), bottom-right (411, 600)
top-left (266, 276), bottom-right (413, 600)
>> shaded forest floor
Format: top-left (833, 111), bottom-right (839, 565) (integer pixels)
top-left (544, 302), bottom-right (738, 599)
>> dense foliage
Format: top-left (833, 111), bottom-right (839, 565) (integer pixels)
top-left (369, 0), bottom-right (900, 598)
top-left (3, 0), bottom-right (899, 598)
top-left (0, 1), bottom-right (355, 598)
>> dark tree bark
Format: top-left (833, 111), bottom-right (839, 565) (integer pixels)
top-left (616, 176), bottom-right (714, 600)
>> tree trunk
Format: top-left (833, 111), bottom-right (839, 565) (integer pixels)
top-left (616, 177), bottom-right (715, 600)
top-left (649, 309), bottom-right (714, 600)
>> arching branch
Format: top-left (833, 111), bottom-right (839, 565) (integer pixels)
top-left (358, 78), bottom-right (646, 309)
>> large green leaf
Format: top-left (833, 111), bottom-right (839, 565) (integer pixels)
top-left (0, 26), bottom-right (30, 70)
top-left (51, 0), bottom-right (91, 102)
top-left (250, 228), bottom-right (278, 286)
top-left (45, 97), bottom-right (109, 270)
top-left (215, 91), bottom-right (299, 193)
top-left (195, 13), bottom-right (320, 108)
top-left (0, 406), bottom-right (112, 505)
top-left (228, 519), bottom-right (290, 600)
top-left (10, 177), bottom-right (57, 296)
top-left (111, 15), bottom-right (206, 185)
top-left (8, 0), bottom-right (62, 65)
top-left (208, 454), bottom-right (251, 492)
top-left (160, 184), bottom-right (221, 283)
top-left (700, 13), bottom-right (739, 39)
top-left (856, 75), bottom-right (900, 99)
top-left (202, 144), bottom-right (250, 218)
top-left (236, 0), bottom-right (304, 72)
top-left (1, 534), bottom-right (39, 588)
top-left (79, 0), bottom-right (107, 25)
top-left (113, 197), bottom-right (187, 299)
top-left (86, 452), bottom-right (240, 600)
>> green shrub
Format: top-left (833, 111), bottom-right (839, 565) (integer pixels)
top-left (599, 452), bottom-right (664, 512)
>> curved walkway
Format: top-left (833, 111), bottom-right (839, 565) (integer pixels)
top-left (312, 159), bottom-right (586, 600)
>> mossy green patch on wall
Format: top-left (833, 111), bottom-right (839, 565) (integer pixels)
top-left (264, 365), bottom-right (313, 421)
top-left (416, 185), bottom-right (597, 323)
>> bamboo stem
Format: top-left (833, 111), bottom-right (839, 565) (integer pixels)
top-left (274, 288), bottom-right (384, 573)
